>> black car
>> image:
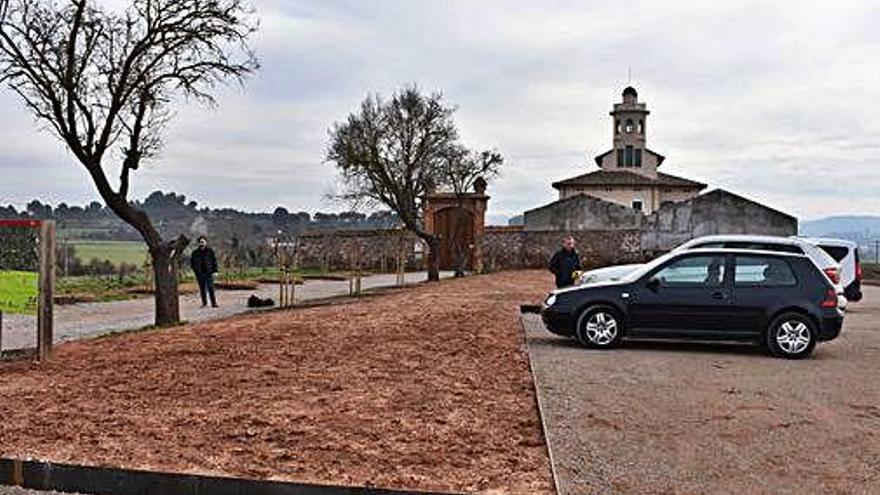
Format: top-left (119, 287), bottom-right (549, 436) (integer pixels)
top-left (541, 249), bottom-right (844, 359)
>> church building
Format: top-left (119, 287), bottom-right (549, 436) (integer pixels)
top-left (522, 85), bottom-right (798, 246)
top-left (551, 86), bottom-right (705, 214)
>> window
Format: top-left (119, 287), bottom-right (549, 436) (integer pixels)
top-left (616, 149), bottom-right (624, 167)
top-left (632, 200), bottom-right (643, 212)
top-left (653, 255), bottom-right (726, 288)
top-left (735, 256), bottom-right (797, 287)
top-left (638, 119), bottom-right (644, 134)
top-left (625, 146), bottom-right (634, 167)
top-left (635, 149), bottom-right (642, 167)
top-left (818, 245), bottom-right (849, 262)
top-left (625, 119), bottom-right (634, 133)
top-left (616, 120), bottom-right (621, 135)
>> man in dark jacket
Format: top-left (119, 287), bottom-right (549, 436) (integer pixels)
top-left (549, 235), bottom-right (581, 288)
top-left (190, 236), bottom-right (219, 308)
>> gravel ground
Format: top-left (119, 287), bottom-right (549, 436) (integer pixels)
top-left (523, 286), bottom-right (880, 495)
top-left (0, 271), bottom-right (553, 495)
top-left (0, 271), bottom-right (450, 351)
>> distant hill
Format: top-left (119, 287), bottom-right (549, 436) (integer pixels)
top-left (0, 191), bottom-right (401, 246)
top-left (800, 216), bottom-right (880, 255)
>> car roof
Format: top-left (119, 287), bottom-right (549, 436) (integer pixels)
top-left (686, 235), bottom-right (804, 246)
top-left (796, 237), bottom-right (858, 248)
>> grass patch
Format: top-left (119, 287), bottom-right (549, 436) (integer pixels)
top-left (67, 240), bottom-right (147, 267)
top-left (862, 263), bottom-right (880, 280)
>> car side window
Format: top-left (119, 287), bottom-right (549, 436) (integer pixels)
top-left (653, 255), bottom-right (726, 288)
top-left (734, 256), bottom-right (797, 287)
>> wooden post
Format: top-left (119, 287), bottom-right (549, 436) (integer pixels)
top-left (278, 243), bottom-right (285, 307)
top-left (396, 235), bottom-right (406, 287)
top-left (355, 241), bottom-right (362, 295)
top-left (37, 220), bottom-right (55, 362)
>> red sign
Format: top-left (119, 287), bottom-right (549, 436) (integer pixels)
top-left (0, 219), bottom-right (42, 228)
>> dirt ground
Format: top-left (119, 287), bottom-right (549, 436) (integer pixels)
top-left (0, 271), bottom-right (554, 495)
top-left (523, 286), bottom-right (880, 495)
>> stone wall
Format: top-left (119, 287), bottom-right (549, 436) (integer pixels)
top-left (296, 229), bottom-right (422, 272)
top-left (480, 226), bottom-right (645, 271)
top-left (641, 189), bottom-right (798, 253)
top-left (524, 194), bottom-right (644, 231)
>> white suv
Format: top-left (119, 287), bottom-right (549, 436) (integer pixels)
top-left (800, 238), bottom-right (862, 302)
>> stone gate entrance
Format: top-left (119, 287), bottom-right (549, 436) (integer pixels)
top-left (423, 180), bottom-right (489, 273)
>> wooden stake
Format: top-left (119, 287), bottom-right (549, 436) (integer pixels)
top-left (37, 220), bottom-right (55, 362)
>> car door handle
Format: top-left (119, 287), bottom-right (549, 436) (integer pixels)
top-left (712, 291), bottom-right (727, 300)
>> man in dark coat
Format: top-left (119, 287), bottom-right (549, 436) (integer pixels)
top-left (190, 236), bottom-right (219, 308)
top-left (549, 235), bottom-right (581, 288)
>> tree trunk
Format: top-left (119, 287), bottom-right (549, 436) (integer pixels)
top-left (150, 246), bottom-right (181, 327)
top-left (426, 235), bottom-right (440, 282)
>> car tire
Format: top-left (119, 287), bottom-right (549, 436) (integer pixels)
top-left (575, 305), bottom-right (624, 349)
top-left (766, 312), bottom-right (817, 359)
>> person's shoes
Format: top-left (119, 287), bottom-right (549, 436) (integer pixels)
top-left (201, 304), bottom-right (207, 308)
top-left (212, 304), bottom-right (219, 308)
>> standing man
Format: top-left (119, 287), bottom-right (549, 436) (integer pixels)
top-left (549, 235), bottom-right (582, 288)
top-left (190, 236), bottom-right (219, 308)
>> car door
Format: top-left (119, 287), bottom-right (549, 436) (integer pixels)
top-left (627, 253), bottom-right (733, 336)
top-left (729, 254), bottom-right (799, 336)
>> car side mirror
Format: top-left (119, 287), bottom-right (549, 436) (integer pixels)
top-left (646, 277), bottom-right (661, 292)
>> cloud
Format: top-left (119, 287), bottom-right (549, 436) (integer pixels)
top-left (1, 0), bottom-right (879, 222)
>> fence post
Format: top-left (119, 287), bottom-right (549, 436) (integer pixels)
top-left (37, 220), bottom-right (55, 362)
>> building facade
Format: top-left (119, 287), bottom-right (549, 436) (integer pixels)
top-left (552, 86), bottom-right (705, 214)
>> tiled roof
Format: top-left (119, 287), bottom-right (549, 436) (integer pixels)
top-left (552, 170), bottom-right (707, 189)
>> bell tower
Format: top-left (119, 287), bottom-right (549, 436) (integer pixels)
top-left (605, 86), bottom-right (655, 177)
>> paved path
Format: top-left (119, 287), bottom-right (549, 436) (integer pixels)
top-left (1, 271), bottom-right (449, 352)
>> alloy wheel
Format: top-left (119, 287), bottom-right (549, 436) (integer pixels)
top-left (775, 320), bottom-right (811, 355)
top-left (586, 312), bottom-right (618, 345)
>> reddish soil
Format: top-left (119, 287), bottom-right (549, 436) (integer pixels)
top-left (0, 271), bottom-right (554, 494)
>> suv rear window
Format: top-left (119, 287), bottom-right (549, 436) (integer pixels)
top-left (734, 256), bottom-right (797, 287)
top-left (818, 245), bottom-right (849, 262)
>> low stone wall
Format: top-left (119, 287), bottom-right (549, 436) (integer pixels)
top-left (481, 226), bottom-right (645, 271)
top-left (296, 229), bottom-right (422, 272)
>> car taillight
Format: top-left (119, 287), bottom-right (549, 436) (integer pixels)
top-left (823, 267), bottom-right (840, 284)
top-left (821, 288), bottom-right (838, 308)
top-left (856, 262), bottom-right (863, 282)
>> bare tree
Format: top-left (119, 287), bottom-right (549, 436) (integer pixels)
top-left (327, 86), bottom-right (459, 282)
top-left (0, 0), bottom-right (258, 325)
top-left (437, 146), bottom-right (502, 276)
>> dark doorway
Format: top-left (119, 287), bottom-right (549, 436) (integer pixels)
top-left (434, 207), bottom-right (475, 271)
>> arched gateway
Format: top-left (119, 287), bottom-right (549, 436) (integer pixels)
top-left (423, 180), bottom-right (489, 273)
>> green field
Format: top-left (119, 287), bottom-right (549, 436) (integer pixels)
top-left (68, 240), bottom-right (147, 267)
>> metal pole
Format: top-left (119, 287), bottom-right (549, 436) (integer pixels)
top-left (0, 310), bottom-right (4, 355)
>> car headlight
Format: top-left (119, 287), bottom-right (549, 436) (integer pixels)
top-left (545, 294), bottom-right (557, 307)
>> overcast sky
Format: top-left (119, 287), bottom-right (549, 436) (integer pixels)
top-left (1, 0), bottom-right (878, 223)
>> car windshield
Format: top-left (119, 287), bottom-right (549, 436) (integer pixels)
top-left (619, 251), bottom-right (680, 283)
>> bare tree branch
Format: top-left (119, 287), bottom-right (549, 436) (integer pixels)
top-left (0, 0), bottom-right (259, 325)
